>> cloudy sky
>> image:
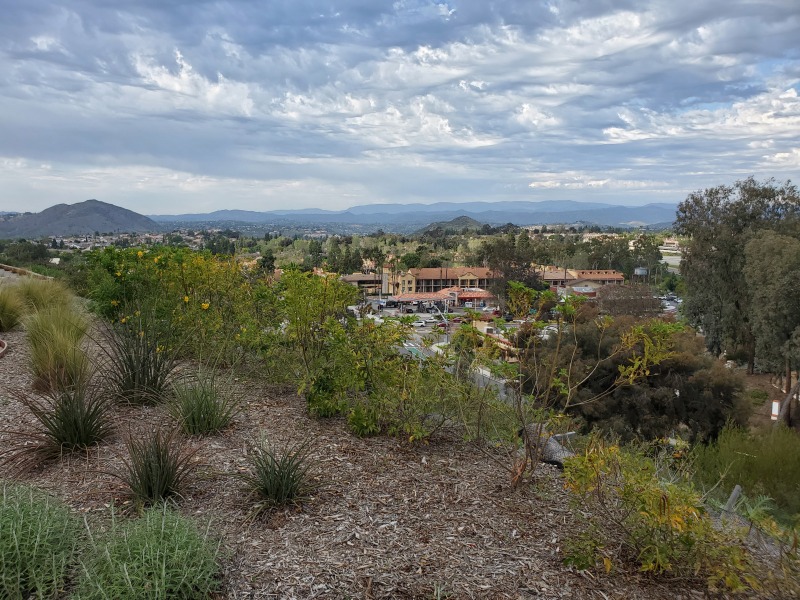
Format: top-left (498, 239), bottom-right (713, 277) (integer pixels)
top-left (0, 0), bottom-right (798, 215)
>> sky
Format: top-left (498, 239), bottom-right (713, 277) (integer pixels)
top-left (0, 0), bottom-right (798, 215)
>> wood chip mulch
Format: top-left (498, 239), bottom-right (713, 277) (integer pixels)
top-left (0, 329), bottom-right (724, 599)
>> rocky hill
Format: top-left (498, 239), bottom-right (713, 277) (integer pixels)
top-left (0, 200), bottom-right (159, 238)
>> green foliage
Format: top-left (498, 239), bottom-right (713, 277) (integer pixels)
top-left (24, 304), bottom-right (90, 392)
top-left (118, 429), bottom-right (198, 507)
top-left (9, 384), bottom-right (113, 471)
top-left (103, 309), bottom-right (180, 404)
top-left (168, 369), bottom-right (240, 435)
top-left (239, 438), bottom-right (316, 515)
top-left (693, 424), bottom-right (800, 522)
top-left (77, 506), bottom-right (221, 599)
top-left (13, 277), bottom-right (73, 313)
top-left (0, 284), bottom-right (24, 331)
top-left (564, 437), bottom-right (758, 592)
top-left (0, 482), bottom-right (82, 600)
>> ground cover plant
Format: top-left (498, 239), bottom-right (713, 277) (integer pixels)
top-left (77, 505), bottom-right (222, 599)
top-left (0, 482), bottom-right (82, 599)
top-left (169, 368), bottom-right (240, 435)
top-left (13, 277), bottom-right (74, 313)
top-left (118, 428), bottom-right (199, 507)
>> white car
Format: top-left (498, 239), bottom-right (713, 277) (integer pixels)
top-left (412, 320), bottom-right (427, 327)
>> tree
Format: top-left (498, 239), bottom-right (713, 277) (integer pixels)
top-left (675, 177), bottom-right (800, 372)
top-left (744, 230), bottom-right (800, 402)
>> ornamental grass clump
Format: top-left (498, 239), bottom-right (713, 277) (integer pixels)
top-left (0, 483), bottom-right (82, 599)
top-left (103, 310), bottom-right (180, 405)
top-left (76, 505), bottom-right (221, 600)
top-left (118, 428), bottom-right (198, 507)
top-left (24, 304), bottom-right (90, 392)
top-left (169, 369), bottom-right (240, 436)
top-left (5, 384), bottom-right (113, 472)
top-left (239, 437), bottom-right (316, 516)
top-left (0, 285), bottom-right (24, 332)
top-left (13, 277), bottom-right (74, 313)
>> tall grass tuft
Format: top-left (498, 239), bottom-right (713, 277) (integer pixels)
top-left (0, 483), bottom-right (82, 599)
top-left (168, 369), bottom-right (240, 435)
top-left (77, 505), bottom-right (221, 600)
top-left (118, 428), bottom-right (198, 506)
top-left (24, 304), bottom-right (90, 392)
top-left (6, 384), bottom-right (113, 472)
top-left (0, 285), bottom-right (24, 332)
top-left (103, 311), bottom-right (179, 405)
top-left (13, 277), bottom-right (73, 313)
top-left (239, 437), bottom-right (316, 515)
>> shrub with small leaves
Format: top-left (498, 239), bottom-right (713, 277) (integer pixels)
top-left (118, 428), bottom-right (198, 506)
top-left (0, 482), bottom-right (82, 599)
top-left (168, 369), bottom-right (239, 435)
top-left (239, 438), bottom-right (316, 515)
top-left (77, 505), bottom-right (221, 600)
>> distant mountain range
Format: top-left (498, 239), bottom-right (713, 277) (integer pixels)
top-left (0, 199), bottom-right (678, 239)
top-left (0, 200), bottom-right (159, 238)
top-left (151, 200), bottom-right (677, 230)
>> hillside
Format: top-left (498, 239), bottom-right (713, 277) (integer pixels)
top-left (0, 200), bottom-right (159, 238)
top-left (416, 215), bottom-right (484, 234)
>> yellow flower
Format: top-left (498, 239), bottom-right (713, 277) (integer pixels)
top-left (201, 302), bottom-right (210, 310)
top-left (120, 317), bottom-right (127, 324)
top-left (137, 251), bottom-right (144, 258)
top-left (115, 271), bottom-right (121, 277)
top-left (110, 300), bottom-right (119, 307)
top-left (183, 295), bottom-right (189, 303)
top-left (134, 310), bottom-right (140, 317)
top-left (154, 256), bottom-right (159, 264)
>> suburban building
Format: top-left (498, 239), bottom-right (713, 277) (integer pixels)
top-left (394, 267), bottom-right (498, 295)
top-left (536, 265), bottom-right (624, 289)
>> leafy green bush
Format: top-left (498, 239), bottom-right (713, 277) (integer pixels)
top-left (693, 424), bottom-right (800, 523)
top-left (168, 369), bottom-right (239, 435)
top-left (118, 429), bottom-right (198, 507)
top-left (8, 385), bottom-right (113, 471)
top-left (239, 438), bottom-right (316, 515)
top-left (564, 437), bottom-right (758, 592)
top-left (103, 310), bottom-right (179, 405)
top-left (77, 506), bottom-right (221, 599)
top-left (0, 285), bottom-right (24, 331)
top-left (24, 304), bottom-right (90, 392)
top-left (0, 482), bottom-right (82, 599)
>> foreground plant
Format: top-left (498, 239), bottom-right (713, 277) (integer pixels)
top-left (118, 428), bottom-right (198, 506)
top-left (239, 437), bottom-right (316, 515)
top-left (24, 304), bottom-right (90, 392)
top-left (13, 277), bottom-right (74, 313)
top-left (0, 285), bottom-right (24, 331)
top-left (563, 436), bottom-right (759, 592)
top-left (5, 384), bottom-right (113, 472)
top-left (0, 482), bottom-right (82, 599)
top-left (103, 310), bottom-right (180, 404)
top-left (168, 369), bottom-right (240, 435)
top-left (77, 505), bottom-right (221, 599)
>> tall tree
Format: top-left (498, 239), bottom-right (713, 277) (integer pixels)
top-left (675, 177), bottom-right (800, 372)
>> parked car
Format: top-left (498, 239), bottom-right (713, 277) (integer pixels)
top-left (412, 320), bottom-right (426, 327)
top-left (436, 322), bottom-right (449, 329)
top-left (451, 317), bottom-right (464, 323)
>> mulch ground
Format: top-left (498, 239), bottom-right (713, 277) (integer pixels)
top-left (0, 328), bottom-right (728, 599)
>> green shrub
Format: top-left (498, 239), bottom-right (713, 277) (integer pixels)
top-left (13, 277), bottom-right (73, 313)
top-left (8, 385), bottom-right (113, 471)
top-left (0, 482), bottom-right (82, 599)
top-left (24, 304), bottom-right (90, 392)
top-left (0, 285), bottom-right (24, 331)
top-left (77, 505), bottom-right (221, 599)
top-left (564, 437), bottom-right (758, 592)
top-left (693, 424), bottom-right (800, 523)
top-left (239, 438), bottom-right (316, 515)
top-left (168, 369), bottom-right (239, 435)
top-left (103, 310), bottom-right (179, 405)
top-left (118, 429), bottom-right (198, 507)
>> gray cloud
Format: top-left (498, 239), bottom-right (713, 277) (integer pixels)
top-left (0, 0), bottom-right (798, 214)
